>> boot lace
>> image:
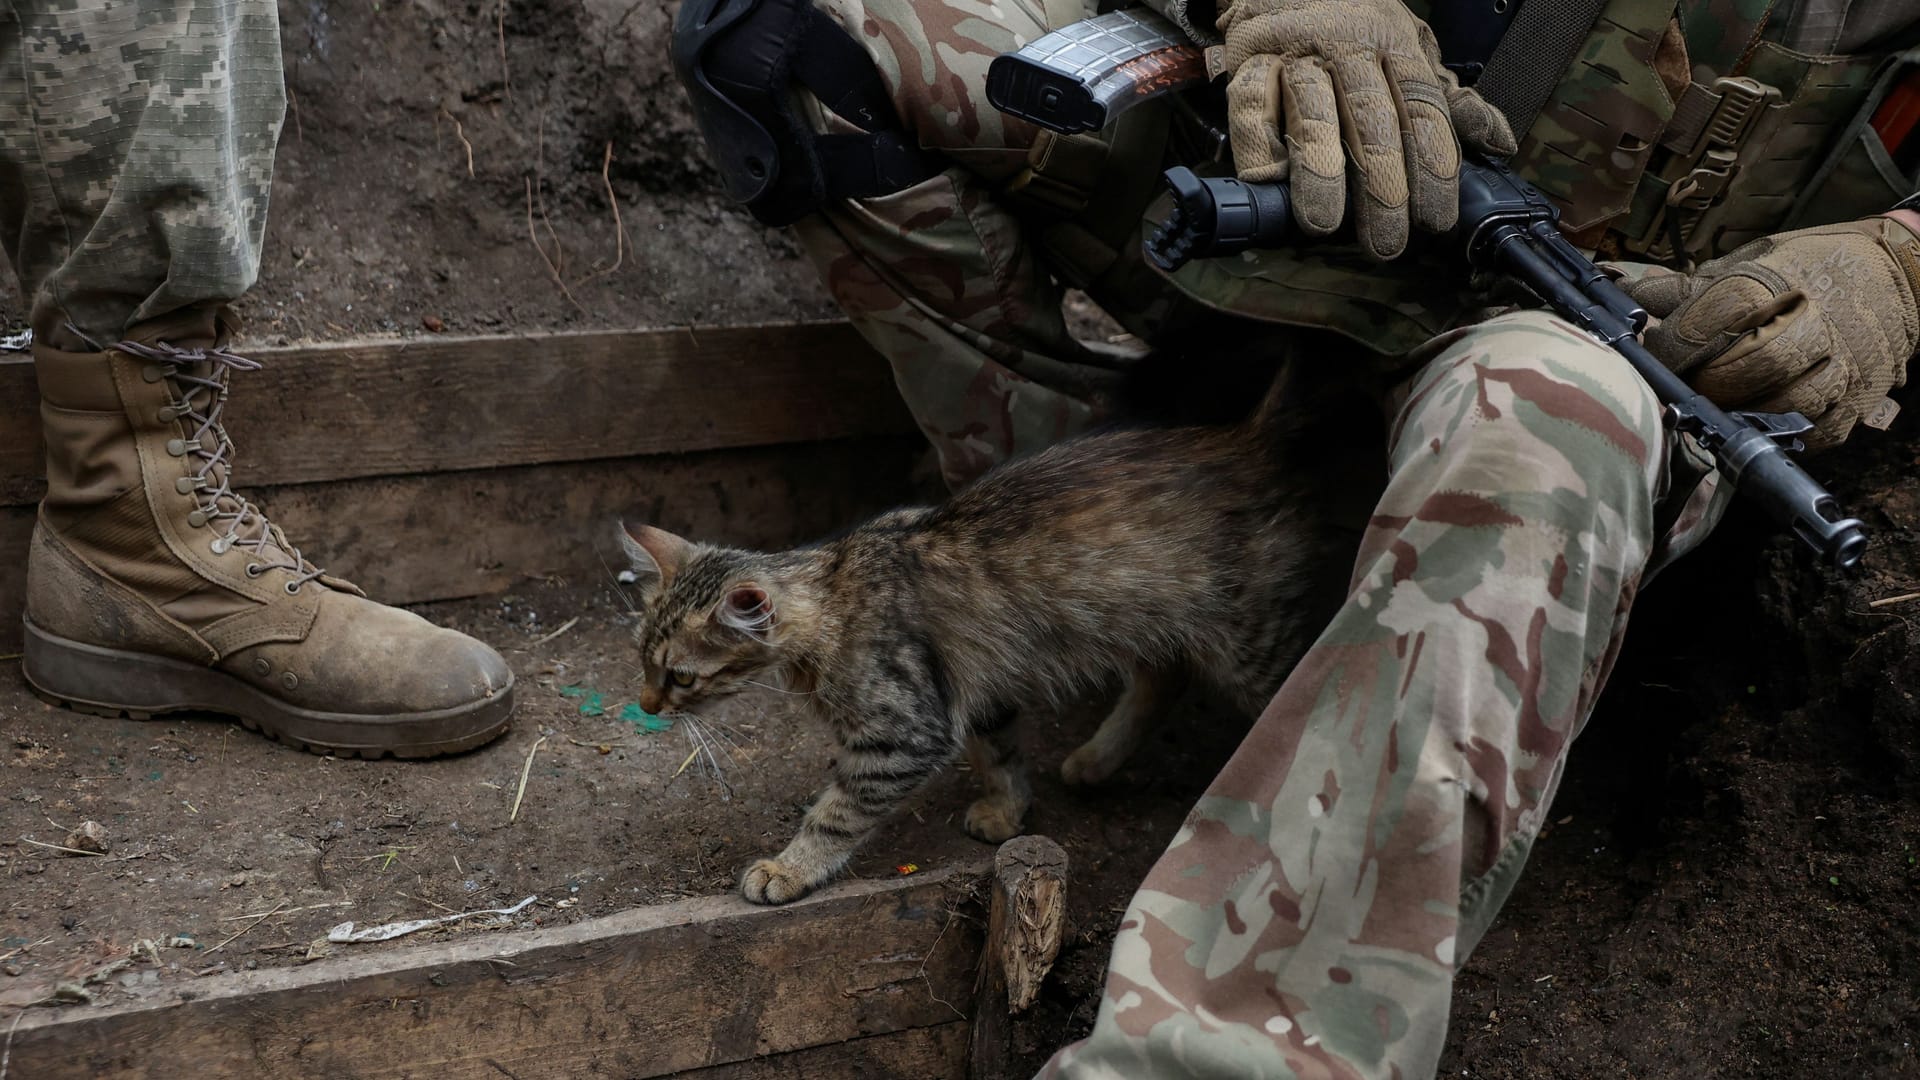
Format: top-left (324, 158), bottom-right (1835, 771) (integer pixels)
top-left (115, 339), bottom-right (327, 593)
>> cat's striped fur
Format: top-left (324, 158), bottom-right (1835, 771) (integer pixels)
top-left (621, 368), bottom-right (1372, 905)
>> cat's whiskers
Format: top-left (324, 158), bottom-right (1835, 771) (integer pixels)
top-left (670, 711), bottom-right (742, 798)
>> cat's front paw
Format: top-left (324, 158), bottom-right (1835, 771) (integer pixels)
top-left (963, 797), bottom-right (1026, 844)
top-left (741, 858), bottom-right (816, 905)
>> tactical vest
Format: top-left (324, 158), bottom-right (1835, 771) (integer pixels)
top-left (1020, 0), bottom-right (1920, 355)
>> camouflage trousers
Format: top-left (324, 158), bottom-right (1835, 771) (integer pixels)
top-left (1034, 312), bottom-right (1728, 1079)
top-left (0, 0), bottom-right (283, 348)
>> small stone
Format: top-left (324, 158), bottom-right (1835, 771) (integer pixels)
top-left (51, 982), bottom-right (93, 1004)
top-left (244, 959), bottom-right (258, 971)
top-left (3, 963), bottom-right (22, 977)
top-left (422, 314), bottom-right (446, 333)
top-left (65, 820), bottom-right (109, 855)
top-left (60, 915), bottom-right (77, 931)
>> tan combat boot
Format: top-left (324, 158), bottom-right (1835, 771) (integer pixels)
top-left (22, 310), bottom-right (514, 758)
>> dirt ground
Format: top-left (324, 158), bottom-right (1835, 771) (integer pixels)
top-left (2, 0), bottom-right (1919, 1075)
top-left (0, 578), bottom-right (1235, 1008)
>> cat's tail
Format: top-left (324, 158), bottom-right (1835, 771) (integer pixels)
top-left (1235, 352), bottom-right (1387, 461)
top-left (1237, 357), bottom-right (1315, 446)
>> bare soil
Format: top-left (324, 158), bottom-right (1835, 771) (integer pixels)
top-left (1, 0), bottom-right (1918, 1075)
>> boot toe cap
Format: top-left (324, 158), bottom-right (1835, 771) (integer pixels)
top-left (230, 590), bottom-right (515, 717)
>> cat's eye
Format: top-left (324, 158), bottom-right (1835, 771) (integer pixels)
top-left (669, 670), bottom-right (697, 688)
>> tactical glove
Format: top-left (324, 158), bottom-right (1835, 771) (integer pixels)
top-left (1624, 216), bottom-right (1920, 451)
top-left (1216, 0), bottom-right (1516, 261)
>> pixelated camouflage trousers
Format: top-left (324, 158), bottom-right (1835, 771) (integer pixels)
top-left (0, 0), bottom-right (283, 347)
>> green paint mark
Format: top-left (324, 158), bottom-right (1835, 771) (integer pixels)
top-left (561, 684), bottom-right (610, 716)
top-left (619, 702), bottom-right (673, 733)
top-left (146, 770), bottom-right (163, 782)
top-left (1829, 876), bottom-right (1840, 886)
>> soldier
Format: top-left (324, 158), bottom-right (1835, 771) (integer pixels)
top-left (673, 0), bottom-right (1920, 1075)
top-left (8, 1), bottom-right (514, 758)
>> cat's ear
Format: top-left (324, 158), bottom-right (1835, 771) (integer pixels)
top-left (716, 584), bottom-right (776, 642)
top-left (619, 522), bottom-right (690, 588)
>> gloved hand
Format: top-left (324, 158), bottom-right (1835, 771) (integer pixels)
top-left (1216, 0), bottom-right (1516, 261)
top-left (1624, 216), bottom-right (1920, 450)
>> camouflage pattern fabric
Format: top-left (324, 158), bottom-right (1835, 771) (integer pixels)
top-left (1039, 310), bottom-right (1727, 1079)
top-left (792, 0), bottom-right (1144, 489)
top-left (0, 0), bottom-right (284, 348)
top-left (789, 172), bottom-right (1132, 488)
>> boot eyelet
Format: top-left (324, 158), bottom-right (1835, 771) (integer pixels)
top-left (186, 510), bottom-right (209, 528)
top-left (252, 657), bottom-right (272, 676)
top-left (165, 438), bottom-right (190, 457)
top-left (210, 536), bottom-right (231, 555)
top-left (284, 581), bottom-right (303, 595)
top-left (141, 365), bottom-right (164, 383)
top-left (175, 476), bottom-right (204, 495)
top-left (245, 563), bottom-right (263, 578)
top-left (280, 672), bottom-right (299, 691)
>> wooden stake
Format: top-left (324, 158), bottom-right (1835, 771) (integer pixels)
top-left (969, 835), bottom-right (1068, 1080)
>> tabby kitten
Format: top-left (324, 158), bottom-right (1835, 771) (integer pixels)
top-left (620, 370), bottom-right (1367, 906)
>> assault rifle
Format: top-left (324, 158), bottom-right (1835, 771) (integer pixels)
top-left (985, 11), bottom-right (1869, 569)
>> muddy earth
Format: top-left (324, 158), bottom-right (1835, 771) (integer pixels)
top-left (2, 0), bottom-right (1918, 1076)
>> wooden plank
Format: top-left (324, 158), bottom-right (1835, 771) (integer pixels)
top-left (0, 323), bottom-right (916, 506)
top-left (0, 436), bottom-right (927, 652)
top-left (5, 861), bottom-right (986, 1079)
top-left (665, 1022), bottom-right (969, 1078)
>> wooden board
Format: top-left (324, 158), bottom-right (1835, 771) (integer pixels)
top-left (3, 860), bottom-right (986, 1079)
top-left (668, 1022), bottom-right (968, 1078)
top-left (0, 324), bottom-right (916, 507)
top-left (0, 435), bottom-right (927, 652)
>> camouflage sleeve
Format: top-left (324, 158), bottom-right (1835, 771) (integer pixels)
top-left (1139, 0), bottom-right (1222, 46)
top-left (792, 0), bottom-right (1141, 488)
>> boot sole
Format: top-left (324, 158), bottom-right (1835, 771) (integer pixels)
top-left (20, 618), bottom-right (514, 759)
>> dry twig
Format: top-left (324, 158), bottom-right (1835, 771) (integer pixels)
top-left (510, 735), bottom-right (549, 823)
top-left (2, 1008), bottom-right (21, 1080)
top-left (530, 616), bottom-right (579, 646)
top-left (439, 105), bottom-right (476, 177)
top-left (573, 141), bottom-right (627, 287)
top-left (1869, 590), bottom-right (1920, 609)
top-left (496, 0), bottom-right (513, 101)
top-left (525, 178), bottom-right (585, 313)
top-left (0, 938), bottom-right (50, 964)
top-left (207, 900), bottom-right (289, 955)
top-left (18, 837), bottom-right (103, 858)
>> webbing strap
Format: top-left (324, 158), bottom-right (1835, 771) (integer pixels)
top-left (790, 7), bottom-right (941, 199)
top-left (1472, 0), bottom-right (1614, 138)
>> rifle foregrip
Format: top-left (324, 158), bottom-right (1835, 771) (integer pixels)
top-left (984, 9), bottom-right (1205, 135)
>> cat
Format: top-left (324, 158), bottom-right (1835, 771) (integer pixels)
top-left (618, 362), bottom-right (1377, 905)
